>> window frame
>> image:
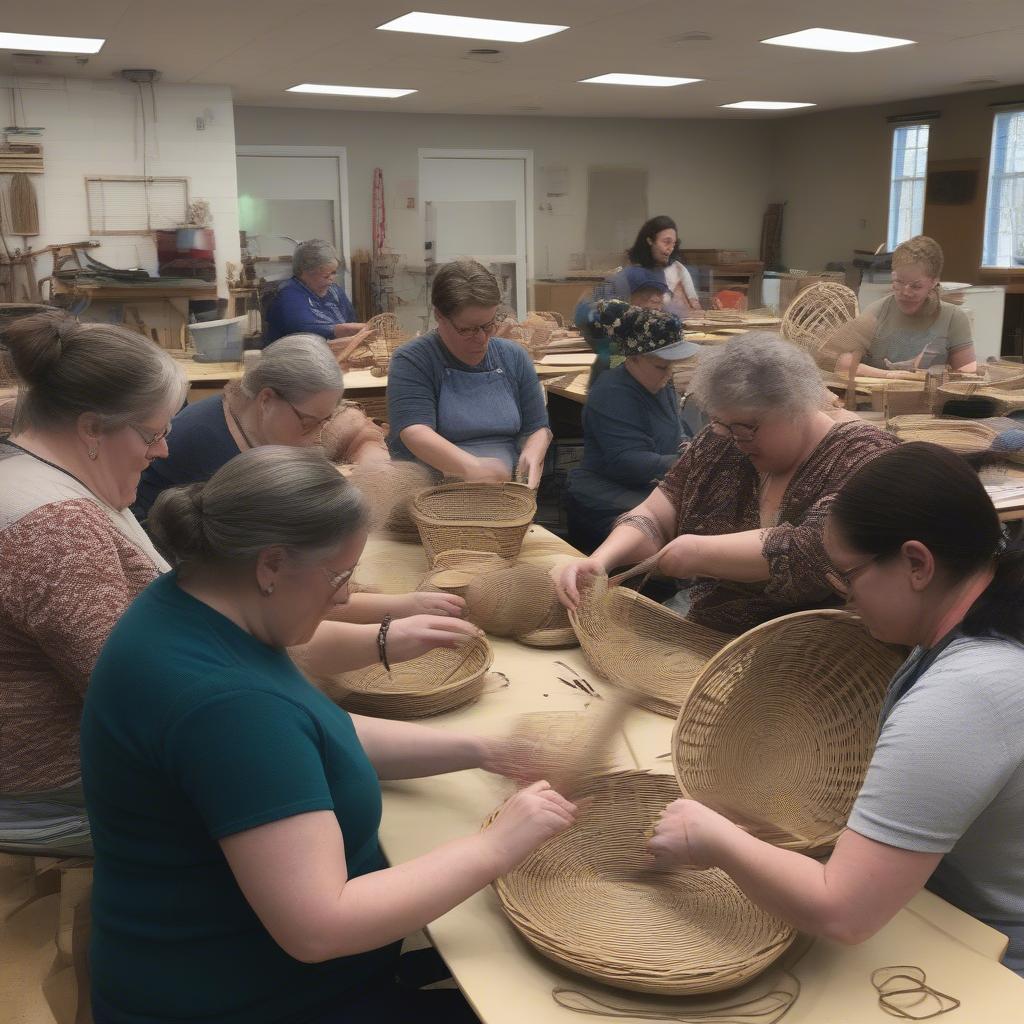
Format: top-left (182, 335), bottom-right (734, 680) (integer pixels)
top-left (982, 109), bottom-right (1024, 269)
top-left (886, 123), bottom-right (931, 253)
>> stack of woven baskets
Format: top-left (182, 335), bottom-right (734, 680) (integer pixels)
top-left (491, 607), bottom-right (905, 995)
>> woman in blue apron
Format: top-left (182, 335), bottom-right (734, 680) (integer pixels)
top-left (387, 260), bottom-right (551, 486)
top-left (645, 442), bottom-right (1024, 976)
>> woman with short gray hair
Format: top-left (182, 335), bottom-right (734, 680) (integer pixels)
top-left (555, 332), bottom-right (899, 635)
top-left (0, 310), bottom-right (187, 856)
top-left (83, 446), bottom-right (577, 1023)
top-left (264, 238), bottom-right (366, 347)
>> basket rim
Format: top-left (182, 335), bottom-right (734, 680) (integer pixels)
top-left (411, 480), bottom-right (537, 528)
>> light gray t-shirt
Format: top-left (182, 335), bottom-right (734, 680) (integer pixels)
top-left (862, 293), bottom-right (973, 369)
top-left (848, 636), bottom-right (1024, 974)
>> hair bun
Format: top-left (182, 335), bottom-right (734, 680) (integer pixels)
top-left (2, 310), bottom-right (74, 386)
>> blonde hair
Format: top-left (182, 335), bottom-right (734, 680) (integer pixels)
top-left (892, 235), bottom-right (943, 279)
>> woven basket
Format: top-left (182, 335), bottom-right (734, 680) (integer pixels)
top-left (982, 360), bottom-right (1024, 389)
top-left (938, 381), bottom-right (1024, 416)
top-left (420, 550), bottom-right (510, 597)
top-left (489, 771), bottom-right (795, 994)
top-left (317, 634), bottom-right (492, 719)
top-left (364, 312), bottom-right (409, 377)
top-left (886, 414), bottom-right (1024, 463)
top-left (348, 461), bottom-right (433, 540)
top-left (673, 610), bottom-right (905, 855)
top-left (411, 482), bottom-right (537, 562)
top-left (527, 310), bottom-right (565, 328)
top-left (781, 282), bottom-right (858, 354)
top-left (569, 565), bottom-right (732, 718)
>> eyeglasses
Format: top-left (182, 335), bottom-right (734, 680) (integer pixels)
top-left (445, 315), bottom-right (498, 338)
top-left (891, 278), bottom-right (932, 296)
top-left (275, 391), bottom-right (334, 436)
top-left (128, 422), bottom-right (171, 452)
top-left (709, 417), bottom-right (759, 443)
top-left (321, 565), bottom-right (356, 596)
top-left (824, 555), bottom-right (878, 597)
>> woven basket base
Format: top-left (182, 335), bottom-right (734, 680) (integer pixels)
top-left (491, 772), bottom-right (795, 995)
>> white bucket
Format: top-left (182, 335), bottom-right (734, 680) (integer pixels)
top-left (189, 315), bottom-right (246, 363)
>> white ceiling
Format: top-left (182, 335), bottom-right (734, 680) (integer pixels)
top-left (2, 0), bottom-right (1023, 119)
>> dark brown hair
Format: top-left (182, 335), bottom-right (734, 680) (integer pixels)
top-left (830, 442), bottom-right (1023, 640)
top-left (627, 215), bottom-right (682, 268)
top-left (430, 260), bottom-right (501, 318)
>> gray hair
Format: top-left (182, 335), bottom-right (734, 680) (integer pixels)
top-left (3, 309), bottom-right (187, 432)
top-left (692, 332), bottom-right (824, 416)
top-left (431, 259), bottom-right (501, 317)
top-left (242, 334), bottom-right (342, 403)
top-left (149, 446), bottom-right (367, 569)
top-left (293, 239), bottom-right (339, 277)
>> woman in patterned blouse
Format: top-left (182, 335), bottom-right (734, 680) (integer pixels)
top-left (554, 332), bottom-right (898, 635)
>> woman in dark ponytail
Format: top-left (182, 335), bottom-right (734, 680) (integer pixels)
top-left (645, 442), bottom-right (1024, 977)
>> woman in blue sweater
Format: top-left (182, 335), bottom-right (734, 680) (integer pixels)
top-left (566, 301), bottom-right (699, 552)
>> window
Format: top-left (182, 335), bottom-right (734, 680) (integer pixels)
top-left (85, 176), bottom-right (189, 235)
top-left (983, 110), bottom-right (1024, 268)
top-left (887, 124), bottom-right (930, 251)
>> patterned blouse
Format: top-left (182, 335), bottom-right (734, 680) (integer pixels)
top-left (658, 420), bottom-right (898, 635)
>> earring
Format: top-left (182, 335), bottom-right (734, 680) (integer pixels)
top-left (87, 447), bottom-right (98, 461)
top-left (261, 582), bottom-right (275, 597)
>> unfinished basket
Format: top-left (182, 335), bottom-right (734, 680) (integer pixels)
top-left (317, 634), bottom-right (492, 719)
top-left (489, 771), bottom-right (795, 994)
top-left (673, 609), bottom-right (905, 855)
top-left (527, 310), bottom-right (565, 328)
top-left (982, 359), bottom-right (1024, 390)
top-left (365, 312), bottom-right (409, 377)
top-left (464, 560), bottom-right (576, 646)
top-left (938, 381), bottom-right (1024, 416)
top-left (348, 461), bottom-right (434, 540)
top-left (886, 414), bottom-right (1024, 464)
top-left (412, 482), bottom-right (537, 562)
top-left (781, 282), bottom-right (858, 354)
top-left (420, 549), bottom-right (510, 597)
top-left (569, 566), bottom-right (732, 718)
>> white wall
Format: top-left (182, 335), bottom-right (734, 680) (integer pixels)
top-left (235, 106), bottom-right (775, 327)
top-left (2, 77), bottom-right (240, 296)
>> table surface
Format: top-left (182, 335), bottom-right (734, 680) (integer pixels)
top-left (52, 281), bottom-right (217, 300)
top-left (366, 528), bottom-right (1024, 1023)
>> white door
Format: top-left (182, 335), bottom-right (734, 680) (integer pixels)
top-left (235, 148), bottom-right (350, 290)
top-left (420, 152), bottom-right (531, 320)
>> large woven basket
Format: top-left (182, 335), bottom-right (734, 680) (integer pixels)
top-left (411, 482), bottom-right (537, 561)
top-left (569, 566), bottom-right (731, 718)
top-left (938, 381), bottom-right (1024, 416)
top-left (673, 610), bottom-right (905, 855)
top-left (781, 281), bottom-right (858, 354)
top-left (490, 771), bottom-right (795, 994)
top-left (316, 635), bottom-right (492, 719)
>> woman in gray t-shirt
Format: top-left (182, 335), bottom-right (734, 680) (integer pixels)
top-left (647, 442), bottom-right (1024, 976)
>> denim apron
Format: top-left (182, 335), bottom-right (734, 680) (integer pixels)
top-left (436, 349), bottom-right (522, 470)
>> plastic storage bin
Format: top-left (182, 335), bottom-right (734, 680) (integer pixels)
top-left (189, 315), bottom-right (246, 363)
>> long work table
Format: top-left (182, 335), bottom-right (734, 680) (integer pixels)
top-left (356, 528), bottom-right (1024, 1024)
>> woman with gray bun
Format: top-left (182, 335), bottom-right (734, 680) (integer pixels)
top-left (83, 446), bottom-right (576, 1024)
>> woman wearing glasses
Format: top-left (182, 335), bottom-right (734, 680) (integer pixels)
top-left (648, 443), bottom-right (1024, 977)
top-left (134, 334), bottom-right (386, 522)
top-left (0, 311), bottom-right (186, 856)
top-left (135, 334), bottom-right (463, 628)
top-left (554, 333), bottom-right (897, 635)
top-left (387, 260), bottom-right (551, 486)
top-left (83, 447), bottom-right (577, 1023)
top-left (832, 236), bottom-right (977, 380)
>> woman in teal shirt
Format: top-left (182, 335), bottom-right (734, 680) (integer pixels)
top-left (82, 447), bottom-right (577, 1024)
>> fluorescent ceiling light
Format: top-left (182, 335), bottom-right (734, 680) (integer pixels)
top-left (377, 12), bottom-right (567, 43)
top-left (580, 73), bottom-right (702, 88)
top-left (721, 101), bottom-right (816, 110)
top-left (288, 84), bottom-right (416, 98)
top-left (0, 31), bottom-right (104, 54)
top-left (761, 28), bottom-right (914, 52)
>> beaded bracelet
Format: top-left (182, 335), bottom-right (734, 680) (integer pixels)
top-left (377, 614), bottom-right (393, 672)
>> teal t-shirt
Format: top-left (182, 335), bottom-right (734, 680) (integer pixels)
top-left (81, 572), bottom-right (397, 1024)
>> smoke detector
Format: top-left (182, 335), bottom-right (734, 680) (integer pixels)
top-left (671, 31), bottom-right (714, 43)
top-left (119, 69), bottom-right (162, 84)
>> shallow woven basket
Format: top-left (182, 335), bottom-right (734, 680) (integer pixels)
top-left (411, 482), bottom-right (537, 562)
top-left (317, 635), bottom-right (492, 719)
top-left (938, 381), bottom-right (1024, 416)
top-left (673, 610), bottom-right (905, 855)
top-left (982, 360), bottom-right (1024, 390)
top-left (781, 282), bottom-right (858, 354)
top-left (885, 414), bottom-right (1024, 463)
top-left (569, 566), bottom-right (732, 718)
top-left (489, 771), bottom-right (795, 995)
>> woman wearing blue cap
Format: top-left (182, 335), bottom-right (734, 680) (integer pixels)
top-left (566, 300), bottom-right (699, 551)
